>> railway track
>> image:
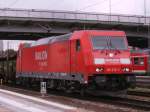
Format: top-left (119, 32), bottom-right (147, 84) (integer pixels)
top-left (0, 85), bottom-right (150, 111)
top-left (108, 96), bottom-right (150, 110)
top-left (128, 90), bottom-right (150, 97)
top-left (136, 76), bottom-right (150, 88)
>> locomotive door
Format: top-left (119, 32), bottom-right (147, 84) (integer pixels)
top-left (70, 39), bottom-right (81, 73)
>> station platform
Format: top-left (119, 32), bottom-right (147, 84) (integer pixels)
top-left (0, 88), bottom-right (78, 112)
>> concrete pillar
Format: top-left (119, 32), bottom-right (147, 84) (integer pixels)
top-left (148, 24), bottom-right (150, 48)
top-left (0, 40), bottom-right (3, 51)
top-left (148, 38), bottom-right (150, 48)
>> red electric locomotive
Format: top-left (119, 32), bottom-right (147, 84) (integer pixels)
top-left (16, 30), bottom-right (135, 95)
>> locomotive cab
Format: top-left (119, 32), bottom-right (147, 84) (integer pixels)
top-left (72, 30), bottom-right (136, 91)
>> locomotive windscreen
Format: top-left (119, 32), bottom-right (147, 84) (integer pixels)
top-left (91, 36), bottom-right (127, 50)
top-left (91, 37), bottom-right (108, 49)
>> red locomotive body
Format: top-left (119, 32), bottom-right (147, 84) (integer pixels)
top-left (16, 30), bottom-right (135, 94)
top-left (131, 50), bottom-right (150, 75)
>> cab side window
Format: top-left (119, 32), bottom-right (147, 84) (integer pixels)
top-left (76, 39), bottom-right (81, 51)
top-left (134, 58), bottom-right (139, 65)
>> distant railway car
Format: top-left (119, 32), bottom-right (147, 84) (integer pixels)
top-left (16, 30), bottom-right (135, 95)
top-left (143, 48), bottom-right (150, 55)
top-left (143, 48), bottom-right (150, 75)
top-left (131, 50), bottom-right (150, 75)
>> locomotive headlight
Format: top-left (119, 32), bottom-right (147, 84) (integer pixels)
top-left (123, 67), bottom-right (130, 72)
top-left (120, 58), bottom-right (131, 64)
top-left (94, 58), bottom-right (105, 64)
top-left (96, 68), bottom-right (103, 72)
top-left (139, 58), bottom-right (144, 65)
top-left (125, 68), bottom-right (129, 72)
top-left (96, 68), bottom-right (100, 72)
top-left (109, 53), bottom-right (114, 57)
top-left (140, 61), bottom-right (144, 65)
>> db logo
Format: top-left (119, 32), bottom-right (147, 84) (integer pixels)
top-left (35, 51), bottom-right (47, 60)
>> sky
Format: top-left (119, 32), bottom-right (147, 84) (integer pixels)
top-left (1, 0), bottom-right (150, 50)
top-left (3, 40), bottom-right (34, 51)
top-left (0, 0), bottom-right (149, 16)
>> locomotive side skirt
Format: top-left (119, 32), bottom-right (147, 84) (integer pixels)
top-left (16, 72), bottom-right (85, 83)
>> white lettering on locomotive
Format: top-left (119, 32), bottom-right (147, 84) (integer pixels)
top-left (105, 59), bottom-right (120, 63)
top-left (35, 51), bottom-right (48, 60)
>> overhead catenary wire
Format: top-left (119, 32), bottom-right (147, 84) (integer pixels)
top-left (46, 0), bottom-right (66, 10)
top-left (5, 0), bottom-right (19, 8)
top-left (76, 0), bottom-right (107, 11)
top-left (76, 0), bottom-right (124, 13)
